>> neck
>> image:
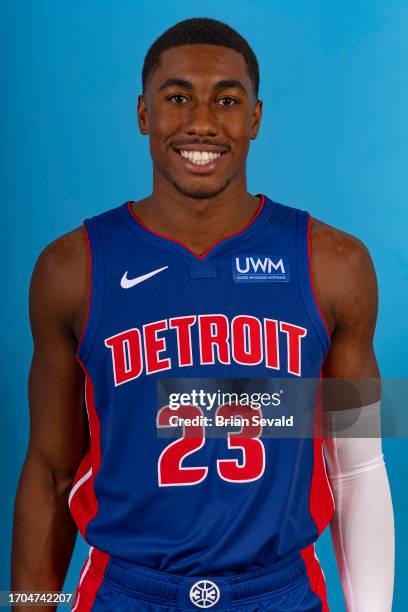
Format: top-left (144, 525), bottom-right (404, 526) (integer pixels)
top-left (132, 175), bottom-right (261, 256)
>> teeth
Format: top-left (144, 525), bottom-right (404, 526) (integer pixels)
top-left (179, 150), bottom-right (222, 164)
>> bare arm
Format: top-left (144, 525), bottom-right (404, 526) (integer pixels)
top-left (310, 217), bottom-right (380, 383)
top-left (310, 218), bottom-right (394, 611)
top-left (11, 227), bottom-right (89, 607)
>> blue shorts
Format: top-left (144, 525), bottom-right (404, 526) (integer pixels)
top-left (71, 545), bottom-right (329, 611)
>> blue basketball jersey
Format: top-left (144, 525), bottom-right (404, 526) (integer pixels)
top-left (69, 193), bottom-right (335, 578)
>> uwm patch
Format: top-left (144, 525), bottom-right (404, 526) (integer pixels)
top-left (232, 255), bottom-right (290, 283)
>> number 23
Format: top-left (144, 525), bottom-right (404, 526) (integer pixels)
top-left (157, 403), bottom-right (266, 486)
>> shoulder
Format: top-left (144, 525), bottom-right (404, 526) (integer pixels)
top-left (309, 216), bottom-right (378, 333)
top-left (310, 216), bottom-right (372, 265)
top-left (30, 226), bottom-right (89, 338)
top-left (32, 225), bottom-right (88, 284)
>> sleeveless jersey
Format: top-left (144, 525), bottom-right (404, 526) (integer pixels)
top-left (69, 193), bottom-right (335, 577)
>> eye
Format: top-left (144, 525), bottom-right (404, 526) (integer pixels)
top-left (217, 96), bottom-right (238, 106)
top-left (167, 94), bottom-right (189, 104)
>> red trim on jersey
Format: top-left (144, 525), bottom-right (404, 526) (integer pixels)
top-left (300, 544), bottom-right (330, 612)
top-left (310, 434), bottom-right (335, 532)
top-left (309, 371), bottom-right (335, 534)
top-left (69, 224), bottom-right (103, 540)
top-left (76, 224), bottom-right (93, 356)
top-left (68, 365), bottom-right (102, 540)
top-left (306, 214), bottom-right (331, 341)
top-left (127, 194), bottom-right (266, 260)
top-left (307, 213), bottom-right (334, 550)
top-left (303, 371), bottom-right (335, 610)
top-left (71, 547), bottom-right (110, 611)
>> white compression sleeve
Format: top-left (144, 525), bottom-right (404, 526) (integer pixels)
top-left (323, 401), bottom-right (395, 612)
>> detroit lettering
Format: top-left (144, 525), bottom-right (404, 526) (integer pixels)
top-left (104, 314), bottom-right (307, 386)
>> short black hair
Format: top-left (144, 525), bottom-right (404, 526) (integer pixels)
top-left (142, 17), bottom-right (260, 99)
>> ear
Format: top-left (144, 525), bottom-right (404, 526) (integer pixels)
top-left (137, 94), bottom-right (149, 135)
top-left (250, 99), bottom-right (263, 140)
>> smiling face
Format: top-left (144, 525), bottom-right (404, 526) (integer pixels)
top-left (137, 44), bottom-right (262, 200)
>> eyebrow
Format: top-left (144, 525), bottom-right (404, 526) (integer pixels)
top-left (214, 79), bottom-right (248, 94)
top-left (158, 78), bottom-right (192, 92)
top-left (158, 78), bottom-right (248, 95)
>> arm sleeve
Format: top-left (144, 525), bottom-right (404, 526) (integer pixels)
top-left (323, 401), bottom-right (395, 612)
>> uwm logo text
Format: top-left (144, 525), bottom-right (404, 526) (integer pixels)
top-left (232, 255), bottom-right (289, 282)
top-left (104, 314), bottom-right (307, 386)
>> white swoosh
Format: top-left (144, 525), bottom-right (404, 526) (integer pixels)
top-left (120, 266), bottom-right (169, 288)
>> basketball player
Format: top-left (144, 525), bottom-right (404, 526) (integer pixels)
top-left (12, 18), bottom-right (394, 612)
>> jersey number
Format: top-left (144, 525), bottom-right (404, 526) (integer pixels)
top-left (157, 404), bottom-right (266, 486)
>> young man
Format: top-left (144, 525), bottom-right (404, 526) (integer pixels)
top-left (12, 17), bottom-right (394, 612)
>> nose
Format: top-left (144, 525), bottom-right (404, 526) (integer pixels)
top-left (183, 101), bottom-right (219, 137)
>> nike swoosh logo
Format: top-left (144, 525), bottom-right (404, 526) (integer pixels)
top-left (120, 266), bottom-right (169, 289)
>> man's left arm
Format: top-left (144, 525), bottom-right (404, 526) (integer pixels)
top-left (311, 220), bottom-right (395, 611)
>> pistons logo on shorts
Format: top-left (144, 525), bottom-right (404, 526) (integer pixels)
top-left (189, 580), bottom-right (221, 608)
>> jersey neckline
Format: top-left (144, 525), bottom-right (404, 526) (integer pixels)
top-left (122, 193), bottom-right (271, 261)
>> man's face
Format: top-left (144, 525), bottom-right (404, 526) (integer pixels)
top-left (138, 44), bottom-right (262, 200)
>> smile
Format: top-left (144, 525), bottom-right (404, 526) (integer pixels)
top-left (172, 147), bottom-right (227, 173)
top-left (178, 150), bottom-right (222, 165)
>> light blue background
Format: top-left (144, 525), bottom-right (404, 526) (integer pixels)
top-left (1, 1), bottom-right (407, 610)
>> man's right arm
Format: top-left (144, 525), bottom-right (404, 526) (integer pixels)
top-left (11, 226), bottom-right (89, 603)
